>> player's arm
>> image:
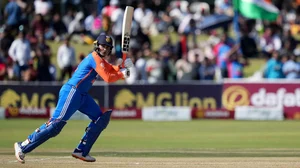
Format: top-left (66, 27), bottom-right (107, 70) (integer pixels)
top-left (112, 65), bottom-right (121, 72)
top-left (91, 52), bottom-right (124, 83)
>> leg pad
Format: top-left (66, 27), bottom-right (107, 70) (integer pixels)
top-left (78, 110), bottom-right (112, 156)
top-left (22, 120), bottom-right (67, 153)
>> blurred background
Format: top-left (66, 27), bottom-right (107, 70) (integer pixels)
top-left (0, 0), bottom-right (300, 121)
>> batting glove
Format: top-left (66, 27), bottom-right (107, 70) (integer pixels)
top-left (120, 68), bottom-right (130, 78)
top-left (124, 58), bottom-right (134, 68)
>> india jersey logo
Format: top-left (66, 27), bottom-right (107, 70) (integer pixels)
top-left (100, 63), bottom-right (104, 68)
top-left (106, 36), bottom-right (111, 42)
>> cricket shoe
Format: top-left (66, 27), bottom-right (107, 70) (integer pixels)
top-left (14, 142), bottom-right (25, 164)
top-left (72, 150), bottom-right (96, 162)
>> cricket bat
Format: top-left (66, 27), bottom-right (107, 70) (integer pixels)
top-left (121, 6), bottom-right (134, 68)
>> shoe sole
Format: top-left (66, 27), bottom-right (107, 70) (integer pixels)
top-left (14, 143), bottom-right (25, 164)
top-left (71, 154), bottom-right (96, 162)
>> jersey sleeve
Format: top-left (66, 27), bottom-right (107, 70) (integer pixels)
top-left (112, 65), bottom-right (121, 71)
top-left (90, 52), bottom-right (124, 83)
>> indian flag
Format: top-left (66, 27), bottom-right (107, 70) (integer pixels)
top-left (233, 0), bottom-right (279, 21)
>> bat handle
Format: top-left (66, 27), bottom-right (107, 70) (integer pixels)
top-left (122, 52), bottom-right (127, 68)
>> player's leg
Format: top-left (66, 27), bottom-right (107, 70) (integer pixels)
top-left (72, 94), bottom-right (112, 162)
top-left (14, 85), bottom-right (81, 163)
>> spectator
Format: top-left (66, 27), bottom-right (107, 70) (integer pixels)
top-left (6, 57), bottom-right (17, 80)
top-left (162, 53), bottom-right (177, 82)
top-left (134, 1), bottom-right (154, 34)
top-left (26, 29), bottom-right (38, 49)
top-left (282, 29), bottom-right (300, 53)
top-left (240, 28), bottom-right (258, 58)
top-left (110, 3), bottom-right (124, 56)
top-left (174, 33), bottom-right (188, 60)
top-left (62, 9), bottom-right (74, 30)
top-left (34, 0), bottom-right (52, 16)
top-left (30, 14), bottom-right (48, 37)
top-left (175, 51), bottom-right (198, 81)
top-left (263, 51), bottom-right (284, 79)
top-left (84, 10), bottom-right (97, 37)
top-left (17, 0), bottom-right (29, 27)
top-left (50, 13), bottom-right (67, 41)
top-left (36, 34), bottom-right (51, 58)
top-left (0, 27), bottom-right (14, 59)
top-left (169, 1), bottom-right (184, 32)
top-left (101, 14), bottom-right (112, 34)
top-left (157, 5), bottom-right (173, 33)
top-left (188, 44), bottom-right (205, 63)
top-left (57, 36), bottom-right (76, 81)
top-left (36, 47), bottom-right (52, 81)
top-left (23, 56), bottom-right (38, 81)
top-left (101, 0), bottom-right (119, 18)
top-left (282, 53), bottom-right (300, 79)
top-left (178, 4), bottom-right (194, 35)
top-left (159, 34), bottom-right (174, 54)
top-left (68, 11), bottom-right (85, 35)
top-left (0, 58), bottom-right (6, 80)
top-left (160, 35), bottom-right (176, 82)
top-left (90, 13), bottom-right (102, 38)
top-left (1, 0), bottom-right (299, 82)
top-left (135, 49), bottom-right (148, 83)
top-left (227, 53), bottom-right (244, 78)
top-left (145, 51), bottom-right (163, 83)
top-left (215, 0), bottom-right (233, 16)
top-left (60, 0), bottom-right (82, 16)
top-left (8, 30), bottom-right (31, 80)
top-left (223, 32), bottom-right (236, 48)
top-left (260, 26), bottom-right (282, 58)
top-left (213, 34), bottom-right (231, 78)
top-left (4, 0), bottom-right (22, 31)
top-left (131, 25), bottom-right (152, 50)
top-left (199, 57), bottom-right (216, 80)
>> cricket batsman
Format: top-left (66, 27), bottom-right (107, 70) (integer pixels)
top-left (14, 33), bottom-right (133, 163)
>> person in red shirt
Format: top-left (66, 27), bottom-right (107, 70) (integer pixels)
top-left (0, 60), bottom-right (6, 80)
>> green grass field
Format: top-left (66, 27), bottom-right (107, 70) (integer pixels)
top-left (1, 119), bottom-right (300, 157)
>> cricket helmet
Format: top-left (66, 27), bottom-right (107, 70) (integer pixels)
top-left (94, 33), bottom-right (114, 57)
top-left (95, 33), bottom-right (113, 48)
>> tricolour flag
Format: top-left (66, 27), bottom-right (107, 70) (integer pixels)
top-left (233, 0), bottom-right (279, 21)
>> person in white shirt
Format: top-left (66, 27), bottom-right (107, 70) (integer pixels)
top-left (57, 37), bottom-right (76, 81)
top-left (8, 30), bottom-right (31, 80)
top-left (260, 27), bottom-right (282, 58)
top-left (135, 49), bottom-right (148, 83)
top-left (133, 1), bottom-right (154, 34)
top-left (84, 11), bottom-right (97, 36)
top-left (145, 51), bottom-right (163, 83)
top-left (282, 53), bottom-right (300, 79)
top-left (34, 0), bottom-right (52, 16)
top-left (68, 12), bottom-right (85, 35)
top-left (110, 4), bottom-right (123, 35)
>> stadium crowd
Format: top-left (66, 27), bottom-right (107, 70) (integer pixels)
top-left (0, 0), bottom-right (300, 83)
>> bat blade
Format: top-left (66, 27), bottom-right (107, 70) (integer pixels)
top-left (121, 6), bottom-right (134, 68)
